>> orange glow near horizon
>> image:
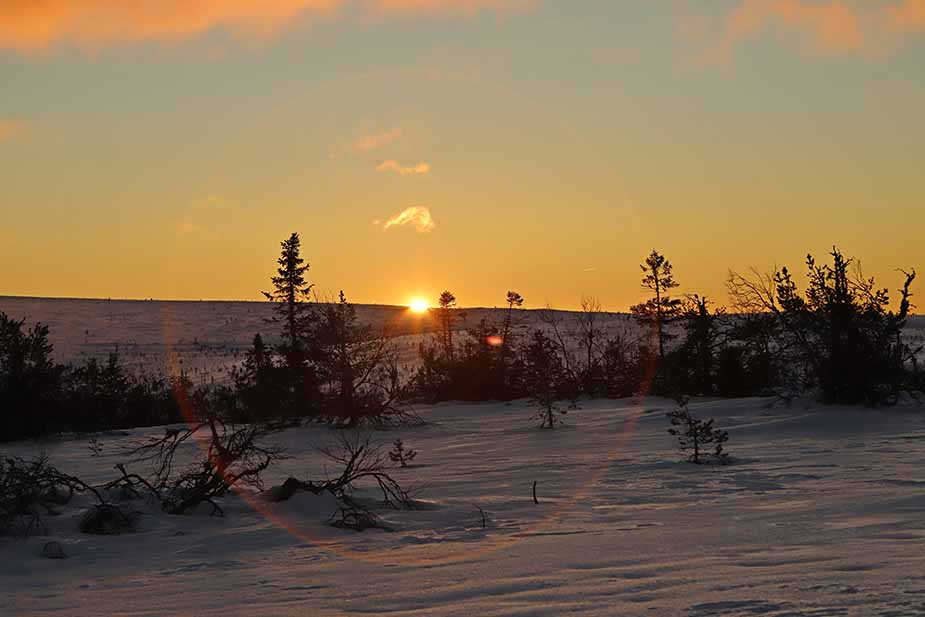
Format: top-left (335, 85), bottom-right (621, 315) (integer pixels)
top-left (408, 298), bottom-right (430, 314)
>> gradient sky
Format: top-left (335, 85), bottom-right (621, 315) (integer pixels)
top-left (2, 1), bottom-right (924, 310)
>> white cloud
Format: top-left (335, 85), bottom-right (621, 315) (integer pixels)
top-left (383, 206), bottom-right (435, 233)
top-left (376, 159), bottom-right (431, 176)
top-left (354, 127), bottom-right (403, 152)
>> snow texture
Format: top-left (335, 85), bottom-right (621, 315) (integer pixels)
top-left (3, 397), bottom-right (925, 616)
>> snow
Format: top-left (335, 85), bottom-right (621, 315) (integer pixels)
top-left (0, 296), bottom-right (644, 381)
top-left (4, 397), bottom-right (925, 615)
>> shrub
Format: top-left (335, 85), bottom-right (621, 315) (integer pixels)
top-left (667, 397), bottom-right (730, 465)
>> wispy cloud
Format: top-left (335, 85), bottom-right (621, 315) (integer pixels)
top-left (189, 194), bottom-right (229, 210)
top-left (0, 120), bottom-right (26, 143)
top-left (175, 220), bottom-right (204, 236)
top-left (704, 0), bottom-right (925, 63)
top-left (366, 0), bottom-right (534, 18)
top-left (0, 1), bottom-right (530, 54)
top-left (382, 206), bottom-right (435, 233)
top-left (354, 127), bottom-right (403, 152)
top-left (376, 159), bottom-right (431, 176)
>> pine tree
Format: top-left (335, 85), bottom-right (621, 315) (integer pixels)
top-left (501, 291), bottom-right (524, 351)
top-left (523, 330), bottom-right (568, 429)
top-left (436, 291), bottom-right (458, 360)
top-left (630, 250), bottom-right (682, 362)
top-left (666, 396), bottom-right (729, 465)
top-left (388, 438), bottom-right (417, 467)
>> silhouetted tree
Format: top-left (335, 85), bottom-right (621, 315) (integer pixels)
top-left (576, 295), bottom-right (604, 395)
top-left (677, 295), bottom-right (725, 396)
top-left (630, 250), bottom-right (682, 362)
top-left (262, 232), bottom-right (320, 417)
top-left (316, 291), bottom-right (408, 426)
top-left (231, 333), bottom-right (282, 421)
top-left (729, 248), bottom-right (918, 404)
top-left (435, 291), bottom-right (459, 360)
top-left (501, 291), bottom-right (524, 353)
top-left (523, 330), bottom-right (568, 428)
top-left (64, 352), bottom-right (130, 430)
top-left (538, 304), bottom-right (578, 394)
top-left (499, 291), bottom-right (525, 397)
top-left (0, 312), bottom-right (62, 440)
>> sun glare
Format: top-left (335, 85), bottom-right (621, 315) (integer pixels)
top-left (408, 298), bottom-right (430, 314)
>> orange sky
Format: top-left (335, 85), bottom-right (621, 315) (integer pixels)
top-left (1, 1), bottom-right (923, 310)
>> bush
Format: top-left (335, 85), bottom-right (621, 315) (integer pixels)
top-left (78, 503), bottom-right (139, 535)
top-left (0, 312), bottom-right (63, 441)
top-left (728, 248), bottom-right (918, 405)
top-left (667, 397), bottom-right (730, 465)
top-left (0, 455), bottom-right (100, 536)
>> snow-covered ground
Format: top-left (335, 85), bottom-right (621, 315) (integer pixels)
top-left (3, 296), bottom-right (922, 387)
top-left (0, 296), bottom-right (642, 381)
top-left (4, 397), bottom-right (925, 616)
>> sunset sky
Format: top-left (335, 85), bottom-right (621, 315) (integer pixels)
top-left (2, 1), bottom-right (923, 310)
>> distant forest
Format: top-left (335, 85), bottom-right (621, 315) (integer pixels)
top-left (1, 232), bottom-right (921, 441)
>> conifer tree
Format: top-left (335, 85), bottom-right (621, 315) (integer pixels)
top-left (232, 333), bottom-right (279, 420)
top-left (501, 291), bottom-right (524, 351)
top-left (388, 438), bottom-right (417, 468)
top-left (499, 291), bottom-right (524, 395)
top-left (262, 232), bottom-right (318, 416)
top-left (630, 250), bottom-right (682, 361)
top-left (523, 330), bottom-right (568, 429)
top-left (317, 291), bottom-right (404, 426)
top-left (666, 396), bottom-right (729, 465)
top-left (679, 295), bottom-right (725, 396)
top-left (435, 291), bottom-right (458, 360)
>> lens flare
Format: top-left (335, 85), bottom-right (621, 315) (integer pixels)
top-left (408, 298), bottom-right (429, 314)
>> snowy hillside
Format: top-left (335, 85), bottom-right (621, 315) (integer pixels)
top-left (0, 296), bottom-right (640, 382)
top-left (3, 297), bottom-right (922, 385)
top-left (3, 397), bottom-right (925, 616)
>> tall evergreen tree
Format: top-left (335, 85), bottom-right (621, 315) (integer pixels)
top-left (262, 232), bottom-right (318, 417)
top-left (499, 291), bottom-right (524, 395)
top-left (501, 291), bottom-right (524, 351)
top-left (630, 249), bottom-right (682, 362)
top-left (435, 291), bottom-right (458, 360)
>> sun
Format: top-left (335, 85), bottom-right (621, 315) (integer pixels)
top-left (408, 298), bottom-right (430, 314)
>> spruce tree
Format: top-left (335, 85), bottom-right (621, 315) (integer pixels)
top-left (262, 232), bottom-right (318, 417)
